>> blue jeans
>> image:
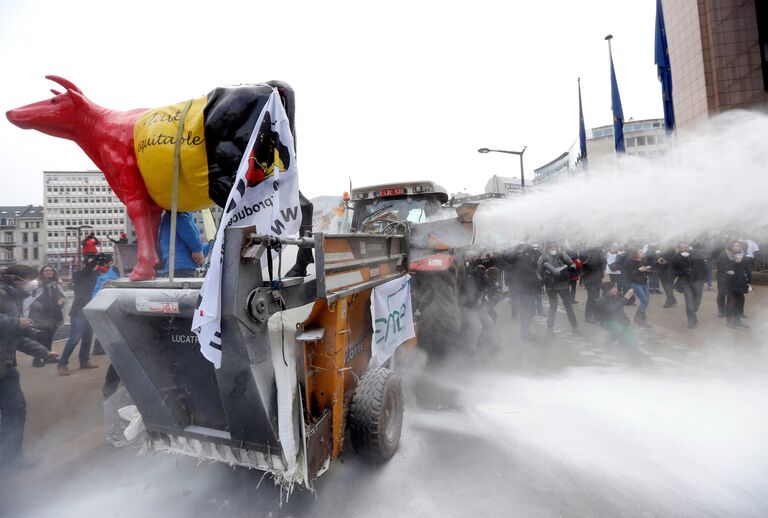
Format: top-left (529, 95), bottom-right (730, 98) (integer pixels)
top-left (59, 310), bottom-right (93, 366)
top-left (630, 283), bottom-right (650, 315)
top-left (704, 259), bottom-right (713, 287)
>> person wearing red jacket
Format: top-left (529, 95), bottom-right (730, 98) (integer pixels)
top-left (81, 233), bottom-right (100, 257)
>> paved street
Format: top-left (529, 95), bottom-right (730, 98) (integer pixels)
top-left (1, 286), bottom-right (767, 518)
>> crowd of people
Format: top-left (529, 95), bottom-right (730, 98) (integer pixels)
top-left (0, 210), bottom-right (210, 474)
top-left (461, 236), bottom-right (760, 347)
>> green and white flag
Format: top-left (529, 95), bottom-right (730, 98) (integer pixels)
top-left (371, 274), bottom-right (415, 367)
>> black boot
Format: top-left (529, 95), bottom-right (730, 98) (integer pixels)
top-left (634, 313), bottom-right (651, 328)
top-left (285, 247), bottom-right (314, 277)
top-left (734, 318), bottom-right (749, 328)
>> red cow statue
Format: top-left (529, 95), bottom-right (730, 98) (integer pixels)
top-left (6, 75), bottom-right (307, 280)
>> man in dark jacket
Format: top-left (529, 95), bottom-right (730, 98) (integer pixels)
top-left (624, 249), bottom-right (653, 328)
top-left (671, 242), bottom-right (707, 328)
top-left (58, 257), bottom-right (102, 375)
top-left (580, 246), bottom-right (606, 324)
top-left (504, 244), bottom-right (542, 341)
top-left (655, 245), bottom-right (678, 308)
top-left (0, 265), bottom-right (58, 472)
top-left (537, 242), bottom-right (579, 336)
top-left (459, 256), bottom-right (497, 351)
top-left (717, 240), bottom-right (750, 329)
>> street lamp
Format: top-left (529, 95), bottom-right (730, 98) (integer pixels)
top-left (66, 224), bottom-right (94, 272)
top-left (477, 146), bottom-right (527, 195)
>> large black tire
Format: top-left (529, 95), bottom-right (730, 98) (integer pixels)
top-left (349, 367), bottom-right (404, 462)
top-left (414, 266), bottom-right (463, 356)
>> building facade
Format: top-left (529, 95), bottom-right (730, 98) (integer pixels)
top-left (532, 118), bottom-right (671, 185)
top-left (0, 205), bottom-right (45, 269)
top-left (533, 152), bottom-right (571, 187)
top-left (663, 0), bottom-right (768, 129)
top-left (44, 171), bottom-right (128, 277)
top-left (484, 175), bottom-right (523, 198)
top-left (587, 118), bottom-right (671, 167)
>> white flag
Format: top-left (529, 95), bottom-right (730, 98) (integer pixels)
top-left (370, 274), bottom-right (415, 368)
top-left (192, 90), bottom-right (301, 368)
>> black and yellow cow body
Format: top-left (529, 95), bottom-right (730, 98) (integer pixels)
top-left (134, 81), bottom-right (297, 211)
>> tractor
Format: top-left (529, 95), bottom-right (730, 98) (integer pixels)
top-left (346, 181), bottom-right (477, 357)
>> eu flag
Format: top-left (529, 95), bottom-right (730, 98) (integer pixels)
top-left (578, 78), bottom-right (587, 164)
top-left (655, 0), bottom-right (675, 132)
top-left (609, 45), bottom-right (625, 153)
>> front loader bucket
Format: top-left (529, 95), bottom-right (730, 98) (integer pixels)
top-left (85, 227), bottom-right (410, 483)
top-left (84, 227), bottom-right (305, 473)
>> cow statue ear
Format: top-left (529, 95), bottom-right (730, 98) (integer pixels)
top-left (68, 88), bottom-right (88, 107)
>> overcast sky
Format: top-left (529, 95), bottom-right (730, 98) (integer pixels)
top-left (0, 0), bottom-right (662, 205)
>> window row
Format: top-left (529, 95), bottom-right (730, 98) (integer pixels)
top-left (46, 219), bottom-right (126, 227)
top-left (47, 228), bottom-right (124, 238)
top-left (626, 135), bottom-right (663, 147)
top-left (45, 175), bottom-right (103, 183)
top-left (46, 197), bottom-right (120, 204)
top-left (47, 240), bottom-right (116, 249)
top-left (46, 184), bottom-right (111, 194)
top-left (46, 207), bottom-right (124, 216)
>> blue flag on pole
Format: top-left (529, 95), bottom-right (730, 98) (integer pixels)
top-left (578, 78), bottom-right (587, 165)
top-left (655, 0), bottom-right (675, 132)
top-left (609, 47), bottom-right (625, 153)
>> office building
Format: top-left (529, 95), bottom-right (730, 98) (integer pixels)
top-left (0, 205), bottom-right (45, 268)
top-left (663, 0), bottom-right (768, 129)
top-left (44, 170), bottom-right (128, 276)
top-left (484, 175), bottom-right (523, 198)
top-left (532, 118), bottom-right (671, 185)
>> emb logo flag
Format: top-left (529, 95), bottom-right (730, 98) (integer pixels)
top-left (370, 274), bottom-right (415, 368)
top-left (192, 90), bottom-right (301, 368)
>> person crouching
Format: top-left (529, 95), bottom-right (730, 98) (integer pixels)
top-left (593, 282), bottom-right (636, 346)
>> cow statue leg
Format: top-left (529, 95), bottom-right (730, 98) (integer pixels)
top-left (126, 197), bottom-right (160, 280)
top-left (148, 202), bottom-right (163, 248)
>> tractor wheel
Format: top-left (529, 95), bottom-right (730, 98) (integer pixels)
top-left (349, 367), bottom-right (404, 462)
top-left (415, 267), bottom-right (463, 353)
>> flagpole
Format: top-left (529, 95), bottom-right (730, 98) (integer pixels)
top-left (605, 33), bottom-right (626, 155)
top-left (577, 77), bottom-right (588, 171)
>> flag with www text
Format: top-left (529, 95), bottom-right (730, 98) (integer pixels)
top-left (192, 90), bottom-right (301, 368)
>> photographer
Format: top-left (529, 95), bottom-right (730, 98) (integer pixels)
top-left (504, 244), bottom-right (542, 341)
top-left (624, 249), bottom-right (653, 328)
top-left (537, 242), bottom-right (579, 336)
top-left (26, 265), bottom-right (66, 367)
top-left (717, 240), bottom-right (750, 329)
top-left (459, 254), bottom-right (498, 352)
top-left (58, 256), bottom-right (103, 376)
top-left (671, 242), bottom-right (706, 329)
top-left (581, 245), bottom-right (606, 324)
top-left (0, 265), bottom-right (59, 472)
